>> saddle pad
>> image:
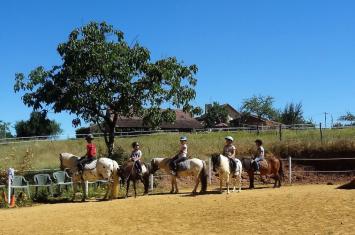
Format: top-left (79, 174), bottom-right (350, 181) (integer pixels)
top-left (142, 164), bottom-right (147, 174)
top-left (258, 159), bottom-right (268, 169)
top-left (177, 160), bottom-right (190, 171)
top-left (84, 160), bottom-right (97, 170)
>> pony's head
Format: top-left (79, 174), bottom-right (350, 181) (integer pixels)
top-left (59, 153), bottom-right (64, 170)
top-left (59, 153), bottom-right (79, 172)
top-left (150, 158), bottom-right (164, 174)
top-left (150, 158), bottom-right (160, 174)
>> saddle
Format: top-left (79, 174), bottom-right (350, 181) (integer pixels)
top-left (228, 158), bottom-right (237, 173)
top-left (253, 159), bottom-right (268, 171)
top-left (176, 160), bottom-right (190, 171)
top-left (258, 159), bottom-right (268, 169)
top-left (78, 158), bottom-right (97, 171)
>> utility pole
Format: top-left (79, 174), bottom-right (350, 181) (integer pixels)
top-left (331, 114), bottom-right (334, 129)
top-left (324, 112), bottom-right (328, 128)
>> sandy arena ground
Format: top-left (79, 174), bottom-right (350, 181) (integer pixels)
top-left (0, 184), bottom-right (354, 234)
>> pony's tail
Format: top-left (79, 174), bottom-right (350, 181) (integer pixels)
top-left (59, 153), bottom-right (64, 170)
top-left (112, 163), bottom-right (120, 198)
top-left (278, 158), bottom-right (285, 181)
top-left (199, 160), bottom-right (208, 193)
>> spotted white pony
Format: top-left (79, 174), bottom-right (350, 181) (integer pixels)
top-left (150, 157), bottom-right (208, 194)
top-left (59, 153), bottom-right (120, 201)
top-left (211, 154), bottom-right (242, 194)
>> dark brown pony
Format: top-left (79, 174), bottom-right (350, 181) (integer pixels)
top-left (119, 161), bottom-right (151, 198)
top-left (240, 154), bottom-right (284, 189)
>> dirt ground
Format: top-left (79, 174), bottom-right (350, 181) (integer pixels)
top-left (0, 184), bottom-right (354, 235)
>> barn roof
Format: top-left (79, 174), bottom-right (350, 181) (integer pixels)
top-left (115, 110), bottom-right (203, 129)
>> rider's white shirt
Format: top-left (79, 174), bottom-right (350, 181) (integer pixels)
top-left (223, 144), bottom-right (236, 157)
top-left (179, 144), bottom-right (188, 158)
top-left (255, 146), bottom-right (265, 162)
top-left (131, 150), bottom-right (142, 161)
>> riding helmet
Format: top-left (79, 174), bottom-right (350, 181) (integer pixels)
top-left (225, 136), bottom-right (234, 141)
top-left (132, 142), bottom-right (140, 148)
top-left (85, 134), bottom-right (94, 140)
top-left (180, 136), bottom-right (188, 141)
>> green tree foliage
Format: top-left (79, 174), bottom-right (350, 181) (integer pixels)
top-left (14, 21), bottom-right (199, 156)
top-left (0, 121), bottom-right (13, 138)
top-left (204, 102), bottom-right (228, 127)
top-left (241, 95), bottom-right (277, 120)
top-left (15, 112), bottom-right (62, 137)
top-left (75, 127), bottom-right (91, 138)
top-left (278, 102), bottom-right (305, 125)
top-left (338, 112), bottom-right (355, 126)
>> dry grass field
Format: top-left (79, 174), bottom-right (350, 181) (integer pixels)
top-left (0, 184), bottom-right (353, 234)
top-left (1, 128), bottom-right (355, 170)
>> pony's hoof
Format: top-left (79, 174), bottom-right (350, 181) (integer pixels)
top-left (169, 191), bottom-right (174, 194)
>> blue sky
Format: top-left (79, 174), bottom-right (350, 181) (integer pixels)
top-left (1, 0), bottom-right (355, 136)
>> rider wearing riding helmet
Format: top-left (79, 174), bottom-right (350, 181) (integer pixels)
top-left (252, 139), bottom-right (265, 171)
top-left (131, 141), bottom-right (143, 176)
top-left (78, 134), bottom-right (97, 171)
top-left (223, 136), bottom-right (236, 158)
top-left (170, 136), bottom-right (188, 176)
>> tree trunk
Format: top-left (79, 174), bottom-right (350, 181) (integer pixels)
top-left (104, 113), bottom-right (118, 157)
top-left (106, 129), bottom-right (115, 157)
top-left (98, 113), bottom-right (118, 158)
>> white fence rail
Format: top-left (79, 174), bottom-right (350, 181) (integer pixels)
top-left (3, 123), bottom-right (355, 145)
top-left (4, 156), bottom-right (355, 201)
top-left (285, 156), bottom-right (355, 184)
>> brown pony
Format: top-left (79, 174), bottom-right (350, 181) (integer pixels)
top-left (119, 161), bottom-right (151, 198)
top-left (240, 154), bottom-right (284, 189)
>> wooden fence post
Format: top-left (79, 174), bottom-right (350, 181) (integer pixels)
top-left (319, 123), bottom-right (323, 143)
top-left (7, 168), bottom-right (14, 206)
top-left (279, 124), bottom-right (282, 141)
top-left (85, 181), bottom-right (89, 196)
top-left (149, 174), bottom-right (154, 192)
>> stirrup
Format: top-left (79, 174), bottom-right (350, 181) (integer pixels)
top-left (171, 170), bottom-right (176, 176)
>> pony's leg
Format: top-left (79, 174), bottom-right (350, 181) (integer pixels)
top-left (133, 180), bottom-right (137, 198)
top-left (103, 180), bottom-right (111, 200)
top-left (174, 177), bottom-right (179, 194)
top-left (232, 175), bottom-right (236, 192)
top-left (170, 176), bottom-right (174, 194)
top-left (226, 174), bottom-right (230, 194)
top-left (72, 182), bottom-right (77, 201)
top-left (274, 173), bottom-right (280, 188)
top-left (192, 176), bottom-right (200, 194)
top-left (219, 176), bottom-right (223, 193)
top-left (81, 181), bottom-right (86, 202)
top-left (125, 179), bottom-right (130, 198)
top-left (143, 175), bottom-right (149, 195)
top-left (248, 171), bottom-right (255, 189)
